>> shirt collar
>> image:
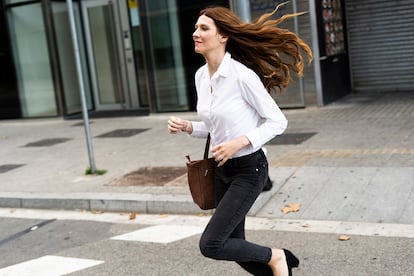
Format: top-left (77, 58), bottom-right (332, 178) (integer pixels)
top-left (216, 52), bottom-right (231, 78)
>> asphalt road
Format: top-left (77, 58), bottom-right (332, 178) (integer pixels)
top-left (0, 209), bottom-right (413, 276)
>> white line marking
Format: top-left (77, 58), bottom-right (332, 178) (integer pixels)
top-left (0, 255), bottom-right (104, 276)
top-left (111, 225), bottom-right (204, 244)
top-left (1, 208), bottom-right (413, 238)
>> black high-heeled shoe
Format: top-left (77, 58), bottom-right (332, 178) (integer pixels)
top-left (283, 249), bottom-right (299, 276)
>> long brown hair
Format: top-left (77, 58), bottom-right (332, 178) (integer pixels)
top-left (199, 3), bottom-right (313, 92)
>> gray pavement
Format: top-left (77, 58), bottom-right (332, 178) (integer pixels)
top-left (1, 211), bottom-right (413, 276)
top-left (0, 91), bottom-right (413, 225)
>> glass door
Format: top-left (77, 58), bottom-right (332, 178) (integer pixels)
top-left (142, 0), bottom-right (188, 112)
top-left (82, 0), bottom-right (128, 110)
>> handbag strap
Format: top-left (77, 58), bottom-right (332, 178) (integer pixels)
top-left (203, 134), bottom-right (210, 160)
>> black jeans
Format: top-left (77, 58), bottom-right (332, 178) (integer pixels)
top-left (199, 149), bottom-right (273, 275)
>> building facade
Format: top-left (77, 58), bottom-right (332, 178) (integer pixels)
top-left (1, 0), bottom-right (413, 119)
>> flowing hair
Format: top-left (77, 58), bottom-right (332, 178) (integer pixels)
top-left (199, 3), bottom-right (313, 92)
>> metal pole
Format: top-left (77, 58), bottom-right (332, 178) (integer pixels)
top-left (66, 0), bottom-right (96, 173)
top-left (292, 0), bottom-right (305, 107)
top-left (230, 0), bottom-right (251, 22)
top-left (238, 0), bottom-right (251, 22)
top-left (308, 0), bottom-right (324, 106)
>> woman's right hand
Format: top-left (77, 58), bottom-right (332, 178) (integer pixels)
top-left (168, 116), bottom-right (191, 134)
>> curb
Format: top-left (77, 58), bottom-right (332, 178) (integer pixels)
top-left (0, 188), bottom-right (277, 216)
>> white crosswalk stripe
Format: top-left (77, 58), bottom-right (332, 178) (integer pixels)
top-left (111, 224), bottom-right (204, 244)
top-left (0, 255), bottom-right (104, 276)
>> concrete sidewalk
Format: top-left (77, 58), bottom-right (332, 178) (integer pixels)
top-left (0, 92), bottom-right (413, 225)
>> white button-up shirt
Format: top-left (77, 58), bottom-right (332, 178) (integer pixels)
top-left (191, 52), bottom-right (288, 158)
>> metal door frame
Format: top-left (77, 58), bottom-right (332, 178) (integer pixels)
top-left (81, 0), bottom-right (132, 110)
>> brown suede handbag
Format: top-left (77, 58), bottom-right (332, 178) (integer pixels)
top-left (186, 134), bottom-right (216, 210)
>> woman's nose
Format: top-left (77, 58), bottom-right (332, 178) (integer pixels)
top-left (192, 29), bottom-right (199, 38)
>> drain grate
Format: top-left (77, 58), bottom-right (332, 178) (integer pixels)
top-left (110, 167), bottom-right (187, 186)
top-left (267, 132), bottom-right (317, 145)
top-left (0, 164), bottom-right (25, 174)
top-left (23, 138), bottom-right (72, 147)
top-left (96, 128), bottom-right (149, 138)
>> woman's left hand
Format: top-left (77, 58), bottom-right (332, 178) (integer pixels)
top-left (212, 136), bottom-right (251, 167)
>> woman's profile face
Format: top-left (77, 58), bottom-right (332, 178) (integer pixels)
top-left (193, 15), bottom-right (227, 56)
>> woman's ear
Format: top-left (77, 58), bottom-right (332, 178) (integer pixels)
top-left (220, 34), bottom-right (228, 44)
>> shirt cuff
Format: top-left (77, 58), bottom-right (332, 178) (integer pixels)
top-left (190, 121), bottom-right (209, 138)
top-left (245, 131), bottom-right (262, 149)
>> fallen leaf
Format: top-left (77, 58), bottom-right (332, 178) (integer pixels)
top-left (129, 212), bottom-right (137, 220)
top-left (338, 234), bottom-right (350, 241)
top-left (302, 223), bottom-right (310, 228)
top-left (281, 203), bottom-right (301, 214)
top-left (91, 210), bottom-right (104, 214)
